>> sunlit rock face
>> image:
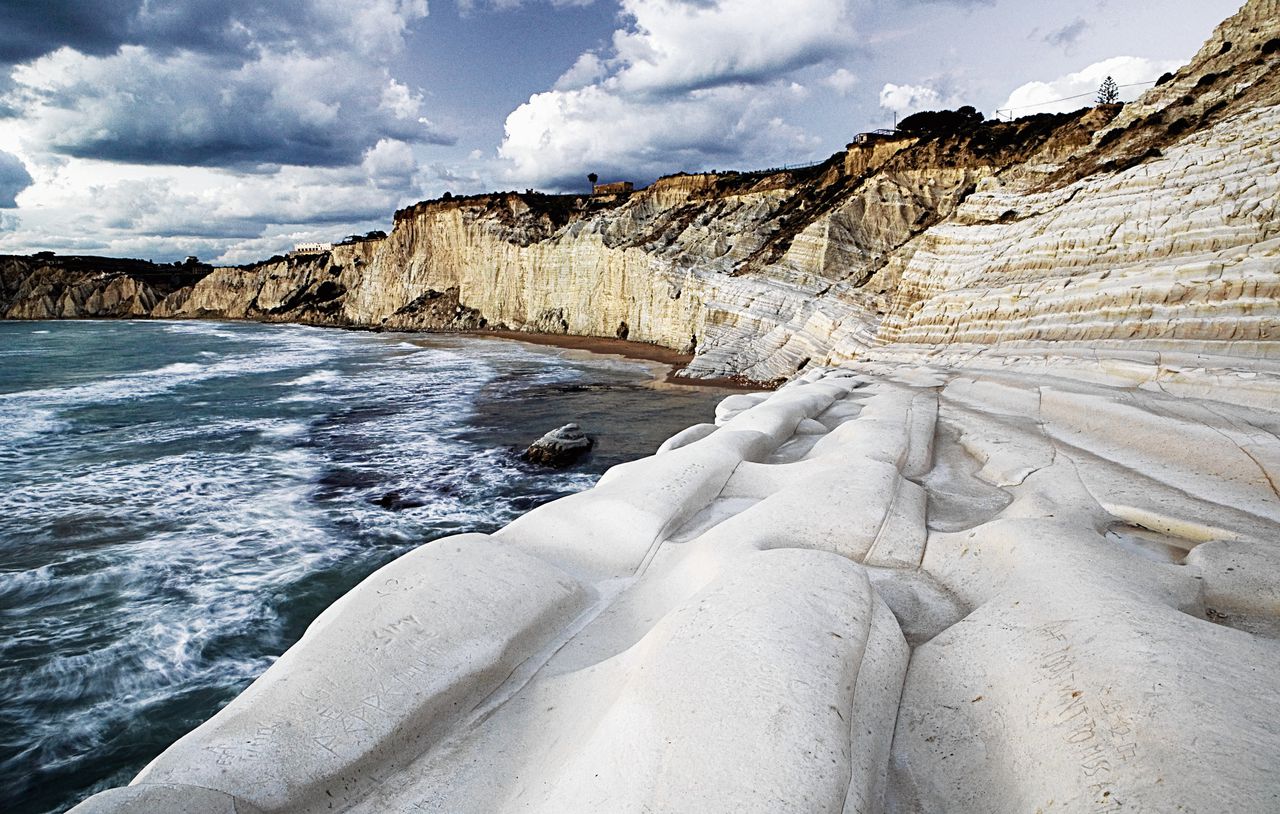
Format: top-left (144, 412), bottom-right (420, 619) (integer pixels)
top-left (871, 3), bottom-right (1280, 359)
top-left (133, 115), bottom-right (1071, 379)
top-left (135, 0), bottom-right (1277, 379)
top-left (6, 0), bottom-right (1279, 381)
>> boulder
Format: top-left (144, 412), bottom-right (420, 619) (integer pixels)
top-left (523, 423), bottom-right (594, 468)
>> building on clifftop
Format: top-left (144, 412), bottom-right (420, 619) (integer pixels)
top-left (591, 181), bottom-right (634, 196)
top-left (289, 242), bottom-right (333, 256)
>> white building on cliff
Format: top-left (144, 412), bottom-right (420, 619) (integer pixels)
top-left (289, 242), bottom-right (333, 256)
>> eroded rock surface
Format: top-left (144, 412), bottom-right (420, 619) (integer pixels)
top-left (70, 353), bottom-right (1280, 813)
top-left (7, 0), bottom-right (1278, 383)
top-left (50, 2), bottom-right (1280, 811)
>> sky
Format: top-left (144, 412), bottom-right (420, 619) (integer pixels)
top-left (0, 0), bottom-right (1243, 263)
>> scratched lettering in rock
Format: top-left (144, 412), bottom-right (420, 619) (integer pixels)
top-left (303, 701), bottom-right (379, 757)
top-left (375, 577), bottom-right (403, 597)
top-left (358, 665), bottom-right (416, 716)
top-left (204, 722), bottom-right (281, 766)
top-left (372, 613), bottom-right (428, 644)
top-left (1033, 622), bottom-right (1140, 811)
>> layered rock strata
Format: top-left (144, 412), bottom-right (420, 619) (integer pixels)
top-left (6, 0), bottom-right (1276, 380)
top-left (71, 353), bottom-right (1280, 813)
top-left (5, 0), bottom-right (1278, 383)
top-left (0, 256), bottom-right (209, 320)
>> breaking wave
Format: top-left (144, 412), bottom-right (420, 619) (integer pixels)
top-left (0, 320), bottom-right (730, 814)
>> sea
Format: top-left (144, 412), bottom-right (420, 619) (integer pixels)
top-left (0, 320), bottom-right (734, 814)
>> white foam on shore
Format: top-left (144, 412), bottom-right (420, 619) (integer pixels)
top-left (0, 322), bottom-right (702, 814)
top-left (0, 403), bottom-right (68, 442)
top-left (0, 332), bottom-right (347, 419)
top-left (162, 323), bottom-right (239, 339)
top-left (283, 369), bottom-right (339, 387)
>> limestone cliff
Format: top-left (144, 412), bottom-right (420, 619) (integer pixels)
top-left (870, 0), bottom-right (1280, 361)
top-left (131, 118), bottom-right (1081, 376)
top-left (0, 255), bottom-right (209, 320)
top-left (7, 0), bottom-right (1277, 381)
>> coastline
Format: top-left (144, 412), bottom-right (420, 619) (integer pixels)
top-left (464, 329), bottom-right (772, 391)
top-left (0, 315), bottom-right (772, 391)
top-left (1, 319), bottom-right (742, 814)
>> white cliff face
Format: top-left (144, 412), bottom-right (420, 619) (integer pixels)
top-left (6, 2), bottom-right (1279, 381)
top-left (863, 0), bottom-right (1280, 362)
top-left (145, 22), bottom-right (1277, 380)
top-left (0, 262), bottom-right (161, 319)
top-left (872, 96), bottom-right (1280, 356)
top-left (145, 130), bottom-right (1051, 380)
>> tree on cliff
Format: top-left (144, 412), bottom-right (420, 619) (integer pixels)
top-left (896, 106), bottom-right (984, 138)
top-left (1097, 76), bottom-right (1120, 104)
top-left (588, 173), bottom-right (598, 188)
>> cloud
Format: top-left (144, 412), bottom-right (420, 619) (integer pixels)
top-left (458, 0), bottom-right (597, 13)
top-left (362, 139), bottom-right (419, 189)
top-left (894, 0), bottom-right (992, 6)
top-left (499, 0), bottom-right (852, 187)
top-left (0, 0), bottom-right (429, 66)
top-left (430, 161), bottom-right (485, 189)
top-left (0, 155), bottom-right (423, 262)
top-left (1043, 18), bottom-right (1089, 52)
top-left (998, 55), bottom-right (1184, 117)
top-left (502, 82), bottom-right (817, 187)
top-left (8, 47), bottom-right (450, 169)
top-left (823, 68), bottom-right (858, 95)
top-left (0, 150), bottom-right (32, 207)
top-left (878, 82), bottom-right (942, 115)
top-left (610, 0), bottom-right (854, 95)
top-left (555, 52), bottom-right (608, 91)
top-left (0, 0), bottom-right (139, 64)
top-left (0, 1), bottom-right (446, 261)
top-left (2, 2), bottom-right (445, 170)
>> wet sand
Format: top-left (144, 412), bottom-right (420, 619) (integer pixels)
top-left (463, 330), bottom-right (773, 391)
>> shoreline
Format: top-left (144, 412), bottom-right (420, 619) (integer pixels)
top-left (461, 329), bottom-right (773, 391)
top-left (4, 317), bottom-right (773, 391)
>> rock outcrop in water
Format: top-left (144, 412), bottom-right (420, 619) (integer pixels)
top-left (53, 1), bottom-right (1280, 811)
top-left (523, 424), bottom-right (594, 468)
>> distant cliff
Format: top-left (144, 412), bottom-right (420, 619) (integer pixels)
top-left (0, 255), bottom-right (211, 320)
top-left (4, 0), bottom-right (1278, 380)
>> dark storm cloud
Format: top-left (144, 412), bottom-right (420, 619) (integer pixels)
top-left (0, 1), bottom-right (138, 63)
top-left (0, 1), bottom-right (324, 65)
top-left (895, 0), bottom-right (993, 5)
top-left (27, 48), bottom-right (452, 168)
top-left (0, 150), bottom-right (32, 207)
top-left (4, 2), bottom-right (446, 169)
top-left (144, 221), bottom-right (266, 240)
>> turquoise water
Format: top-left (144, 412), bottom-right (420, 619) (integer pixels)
top-left (0, 320), bottom-right (731, 814)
